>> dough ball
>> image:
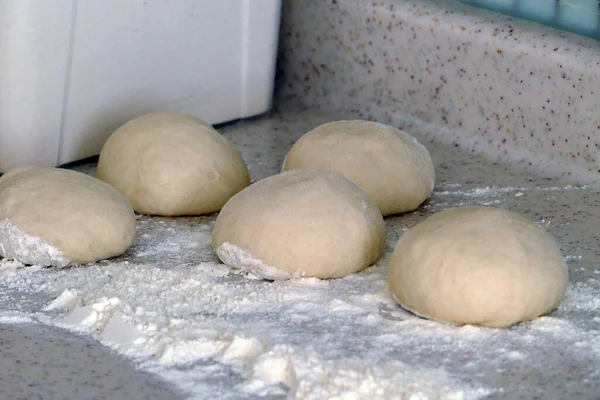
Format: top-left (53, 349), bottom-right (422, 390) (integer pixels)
top-left (97, 112), bottom-right (250, 216)
top-left (282, 120), bottom-right (435, 216)
top-left (212, 168), bottom-right (387, 280)
top-left (0, 167), bottom-right (136, 267)
top-left (388, 206), bottom-right (568, 328)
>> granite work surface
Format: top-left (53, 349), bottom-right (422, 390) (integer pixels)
top-left (0, 105), bottom-right (599, 399)
top-left (276, 0), bottom-right (600, 182)
top-left (0, 323), bottom-right (183, 400)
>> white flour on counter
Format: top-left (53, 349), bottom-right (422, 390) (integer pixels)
top-left (0, 257), bottom-right (492, 399)
top-left (433, 184), bottom-right (588, 198)
top-left (1, 251), bottom-right (599, 399)
top-left (0, 185), bottom-right (599, 399)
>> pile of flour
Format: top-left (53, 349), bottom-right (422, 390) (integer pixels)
top-left (0, 252), bottom-right (492, 399)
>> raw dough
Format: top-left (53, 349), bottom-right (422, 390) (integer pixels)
top-left (282, 120), bottom-right (435, 216)
top-left (0, 167), bottom-right (136, 267)
top-left (97, 112), bottom-right (250, 216)
top-left (212, 168), bottom-right (387, 280)
top-left (388, 206), bottom-right (568, 328)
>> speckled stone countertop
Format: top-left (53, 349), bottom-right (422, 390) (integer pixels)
top-left (0, 323), bottom-right (183, 399)
top-left (1, 104), bottom-right (599, 399)
top-left (276, 0), bottom-right (600, 183)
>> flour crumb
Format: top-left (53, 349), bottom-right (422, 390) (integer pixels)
top-left (215, 242), bottom-right (293, 280)
top-left (0, 314), bottom-right (33, 324)
top-left (158, 329), bottom-right (232, 366)
top-left (507, 351), bottom-right (526, 360)
top-left (0, 219), bottom-right (69, 267)
top-left (219, 336), bottom-right (264, 372)
top-left (242, 346), bottom-right (297, 396)
top-left (59, 297), bottom-right (122, 332)
top-left (101, 310), bottom-right (141, 349)
top-left (43, 289), bottom-right (80, 311)
top-left (0, 258), bottom-right (24, 277)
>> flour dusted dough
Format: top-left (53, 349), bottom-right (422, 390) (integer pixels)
top-left (388, 206), bottom-right (568, 328)
top-left (97, 112), bottom-right (250, 216)
top-left (0, 167), bottom-right (136, 267)
top-left (212, 168), bottom-right (387, 280)
top-left (282, 120), bottom-right (435, 216)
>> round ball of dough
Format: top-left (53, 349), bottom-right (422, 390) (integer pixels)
top-left (97, 112), bottom-right (251, 216)
top-left (0, 167), bottom-right (136, 267)
top-left (282, 120), bottom-right (435, 216)
top-left (212, 168), bottom-right (387, 280)
top-left (388, 206), bottom-right (568, 328)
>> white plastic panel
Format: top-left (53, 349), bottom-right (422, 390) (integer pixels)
top-left (0, 0), bottom-right (281, 171)
top-left (241, 0), bottom-right (281, 118)
top-left (0, 0), bottom-right (73, 171)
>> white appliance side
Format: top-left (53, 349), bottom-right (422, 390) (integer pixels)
top-left (0, 0), bottom-right (74, 172)
top-left (240, 0), bottom-right (282, 118)
top-left (59, 0), bottom-right (279, 165)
